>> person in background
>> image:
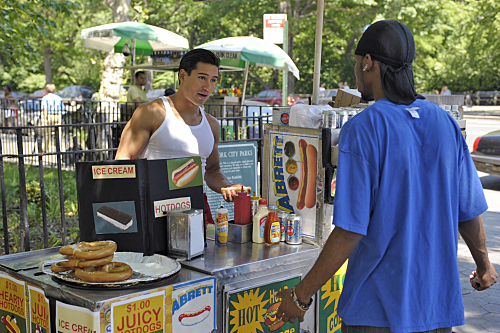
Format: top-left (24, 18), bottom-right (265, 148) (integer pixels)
top-left (319, 83), bottom-right (326, 91)
top-left (127, 71), bottom-right (148, 103)
top-left (441, 85), bottom-right (452, 95)
top-left (41, 83), bottom-right (64, 152)
top-left (338, 81), bottom-right (344, 89)
top-left (342, 81), bottom-right (350, 89)
top-left (275, 19), bottom-right (497, 333)
top-left (2, 85), bottom-right (16, 131)
top-left (115, 49), bottom-right (244, 224)
top-left (434, 89), bottom-right (440, 94)
top-left (164, 88), bottom-right (176, 97)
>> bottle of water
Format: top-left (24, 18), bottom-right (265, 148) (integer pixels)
top-left (444, 105), bottom-right (452, 117)
top-left (451, 105), bottom-right (461, 120)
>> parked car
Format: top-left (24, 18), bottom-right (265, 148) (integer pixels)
top-left (146, 89), bottom-right (166, 102)
top-left (57, 85), bottom-right (95, 101)
top-left (471, 130), bottom-right (500, 177)
top-left (296, 89), bottom-right (337, 105)
top-left (247, 89), bottom-right (301, 106)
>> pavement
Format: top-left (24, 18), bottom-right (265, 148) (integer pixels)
top-left (463, 105), bottom-right (500, 118)
top-left (454, 176), bottom-right (500, 332)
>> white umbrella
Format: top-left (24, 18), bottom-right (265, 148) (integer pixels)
top-left (196, 36), bottom-right (300, 105)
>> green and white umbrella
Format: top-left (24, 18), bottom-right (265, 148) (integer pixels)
top-left (196, 36), bottom-right (300, 105)
top-left (82, 22), bottom-right (189, 56)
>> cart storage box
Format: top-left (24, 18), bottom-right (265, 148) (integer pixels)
top-left (330, 88), bottom-right (361, 107)
top-left (76, 158), bottom-right (205, 255)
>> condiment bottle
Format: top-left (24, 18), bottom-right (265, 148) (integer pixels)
top-left (250, 191), bottom-right (260, 220)
top-left (234, 186), bottom-right (251, 225)
top-left (264, 206), bottom-right (281, 245)
top-left (252, 199), bottom-right (268, 243)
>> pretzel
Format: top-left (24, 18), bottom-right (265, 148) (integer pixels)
top-left (59, 241), bottom-right (117, 260)
top-left (74, 262), bottom-right (133, 282)
top-left (51, 262), bottom-right (73, 273)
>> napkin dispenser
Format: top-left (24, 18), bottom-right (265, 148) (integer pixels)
top-left (167, 209), bottom-right (204, 260)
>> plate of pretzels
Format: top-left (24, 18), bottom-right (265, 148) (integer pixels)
top-left (40, 241), bottom-right (181, 287)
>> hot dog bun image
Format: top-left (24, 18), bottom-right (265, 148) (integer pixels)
top-left (179, 306), bottom-right (211, 326)
top-left (305, 144), bottom-right (317, 208)
top-left (172, 158), bottom-right (200, 187)
top-left (296, 139), bottom-right (308, 210)
top-left (263, 302), bottom-right (285, 332)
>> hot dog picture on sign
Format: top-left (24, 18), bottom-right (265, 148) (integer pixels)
top-left (172, 277), bottom-right (216, 332)
top-left (268, 132), bottom-right (319, 238)
top-left (167, 157), bottom-right (203, 190)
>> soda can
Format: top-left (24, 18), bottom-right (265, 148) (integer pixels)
top-left (286, 214), bottom-right (302, 245)
top-left (339, 111), bottom-right (349, 128)
top-left (215, 203), bottom-right (228, 246)
top-left (322, 110), bottom-right (339, 129)
top-left (277, 210), bottom-right (288, 242)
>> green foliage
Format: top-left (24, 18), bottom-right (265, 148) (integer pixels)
top-left (1, 0), bottom-right (499, 96)
top-left (0, 162), bottom-right (79, 254)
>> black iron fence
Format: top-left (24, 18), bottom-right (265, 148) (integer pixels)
top-left (0, 99), bottom-right (275, 254)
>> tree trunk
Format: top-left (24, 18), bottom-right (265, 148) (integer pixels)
top-left (44, 46), bottom-right (52, 84)
top-left (145, 56), bottom-right (153, 93)
top-left (98, 0), bottom-right (130, 111)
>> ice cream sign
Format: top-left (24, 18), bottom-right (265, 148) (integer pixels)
top-left (172, 277), bottom-right (216, 332)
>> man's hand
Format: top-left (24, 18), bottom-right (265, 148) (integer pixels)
top-left (221, 184), bottom-right (244, 202)
top-left (274, 288), bottom-right (306, 324)
top-left (470, 262), bottom-right (497, 291)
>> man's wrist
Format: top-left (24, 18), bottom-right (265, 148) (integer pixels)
top-left (294, 283), bottom-right (313, 307)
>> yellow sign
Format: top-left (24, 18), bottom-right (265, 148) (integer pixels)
top-left (0, 273), bottom-right (27, 333)
top-left (92, 165), bottom-right (136, 179)
top-left (56, 301), bottom-right (100, 333)
top-left (112, 291), bottom-right (164, 333)
top-left (319, 260), bottom-right (348, 333)
top-left (28, 285), bottom-right (50, 333)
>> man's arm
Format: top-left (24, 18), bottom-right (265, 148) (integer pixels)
top-left (204, 113), bottom-right (243, 202)
top-left (275, 227), bottom-right (363, 323)
top-left (459, 215), bottom-right (498, 290)
top-left (115, 104), bottom-right (157, 159)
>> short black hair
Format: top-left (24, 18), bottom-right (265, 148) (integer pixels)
top-left (179, 49), bottom-right (220, 76)
top-left (135, 71), bottom-right (146, 78)
top-left (164, 88), bottom-right (176, 96)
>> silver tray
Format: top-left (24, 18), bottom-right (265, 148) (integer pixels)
top-left (40, 252), bottom-right (181, 288)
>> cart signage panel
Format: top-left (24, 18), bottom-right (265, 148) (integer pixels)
top-left (227, 277), bottom-right (300, 333)
top-left (267, 131), bottom-right (319, 237)
top-left (317, 261), bottom-right (348, 333)
top-left (92, 165), bottom-right (136, 179)
top-left (172, 277), bottom-right (216, 332)
top-left (0, 273), bottom-right (27, 333)
top-left (56, 301), bottom-right (100, 333)
top-left (111, 291), bottom-right (165, 333)
top-left (28, 285), bottom-right (50, 333)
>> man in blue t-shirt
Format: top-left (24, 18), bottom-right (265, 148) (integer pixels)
top-left (41, 83), bottom-right (64, 152)
top-left (276, 20), bottom-right (497, 333)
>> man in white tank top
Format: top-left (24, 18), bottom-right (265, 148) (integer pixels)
top-left (115, 49), bottom-right (245, 222)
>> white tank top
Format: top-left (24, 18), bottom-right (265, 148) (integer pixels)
top-left (139, 97), bottom-right (215, 184)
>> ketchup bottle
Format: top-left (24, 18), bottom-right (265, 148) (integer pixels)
top-left (234, 186), bottom-right (251, 225)
top-left (264, 206), bottom-right (281, 245)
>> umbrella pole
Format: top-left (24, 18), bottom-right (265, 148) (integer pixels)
top-left (131, 39), bottom-right (136, 85)
top-left (312, 0), bottom-right (325, 105)
top-left (240, 61), bottom-right (249, 107)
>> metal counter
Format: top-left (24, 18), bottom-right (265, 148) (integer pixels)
top-left (181, 240), bottom-right (322, 333)
top-left (0, 247), bottom-right (208, 312)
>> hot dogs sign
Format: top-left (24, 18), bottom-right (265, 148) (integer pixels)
top-left (171, 277), bottom-right (216, 332)
top-left (267, 131), bottom-right (319, 238)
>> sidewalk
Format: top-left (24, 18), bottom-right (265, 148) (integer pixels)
top-left (463, 105), bottom-right (500, 118)
top-left (454, 210), bottom-right (500, 333)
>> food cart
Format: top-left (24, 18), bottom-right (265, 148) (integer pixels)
top-left (0, 148), bottom-right (348, 333)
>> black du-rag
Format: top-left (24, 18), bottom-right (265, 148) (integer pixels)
top-left (355, 19), bottom-right (422, 105)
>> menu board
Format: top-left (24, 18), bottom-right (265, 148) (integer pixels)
top-left (0, 273), bottom-right (27, 333)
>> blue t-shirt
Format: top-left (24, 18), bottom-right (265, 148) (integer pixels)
top-left (41, 93), bottom-right (63, 114)
top-left (333, 98), bottom-right (487, 333)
